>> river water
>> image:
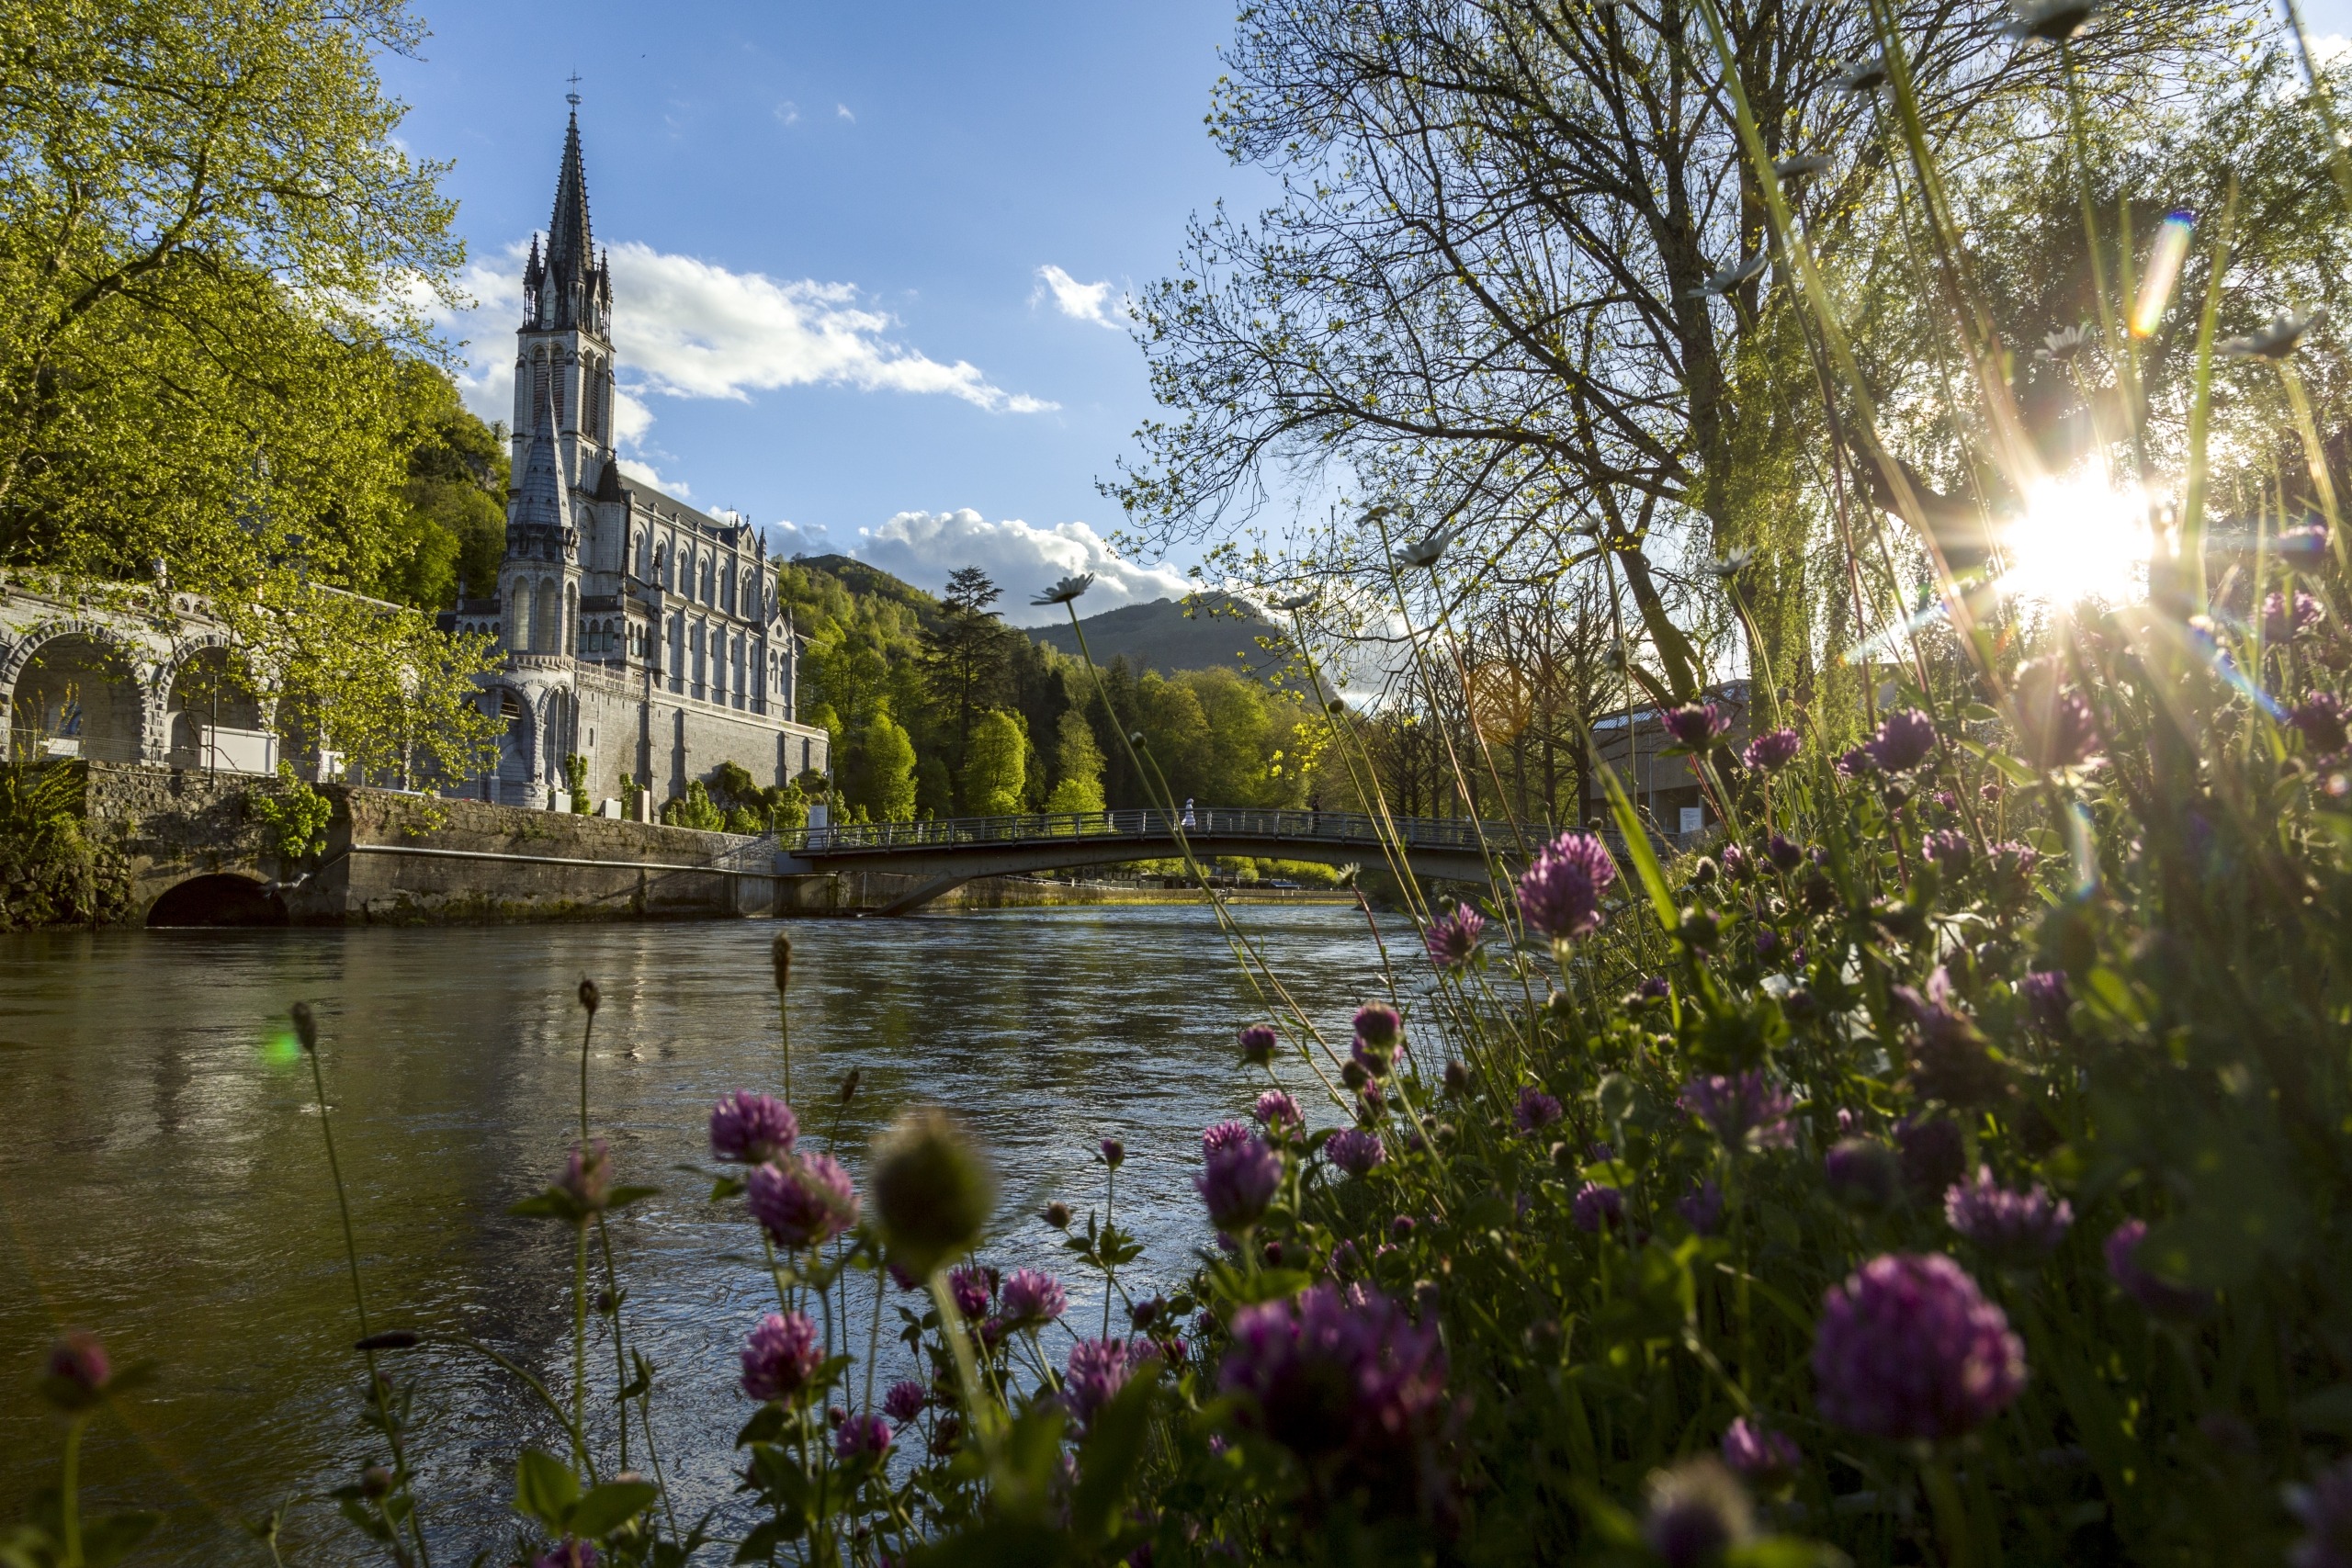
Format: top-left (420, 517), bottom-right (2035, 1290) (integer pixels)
top-left (0, 906), bottom-right (1395, 1562)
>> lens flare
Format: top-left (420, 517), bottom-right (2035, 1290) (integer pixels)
top-left (2001, 471), bottom-right (2153, 609)
top-left (259, 1022), bottom-right (303, 1067)
top-left (2131, 209), bottom-right (2195, 338)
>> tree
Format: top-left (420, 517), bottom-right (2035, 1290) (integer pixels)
top-left (961, 709), bottom-right (1027, 817)
top-left (1114, 0), bottom-right (2242, 702)
top-left (1044, 709), bottom-right (1106, 815)
top-left (842, 711), bottom-right (917, 823)
top-left (917, 566), bottom-right (1021, 802)
top-left (377, 365), bottom-right (507, 611)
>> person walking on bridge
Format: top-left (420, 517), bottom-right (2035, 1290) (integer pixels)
top-left (1182, 797), bottom-right (1196, 829)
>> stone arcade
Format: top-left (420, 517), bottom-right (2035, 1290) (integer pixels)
top-left (441, 104), bottom-right (829, 811)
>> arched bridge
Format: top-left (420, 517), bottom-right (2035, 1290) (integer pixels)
top-left (772, 807), bottom-right (1537, 915)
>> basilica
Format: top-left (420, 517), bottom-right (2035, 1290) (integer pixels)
top-left (441, 106), bottom-right (828, 812)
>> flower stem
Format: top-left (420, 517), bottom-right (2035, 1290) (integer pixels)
top-left (59, 1411), bottom-right (86, 1568)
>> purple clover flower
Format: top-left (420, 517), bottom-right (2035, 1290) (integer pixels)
top-left (1923, 828), bottom-right (1972, 873)
top-left (1812, 1253), bottom-right (2026, 1441)
top-left (1220, 1283), bottom-right (1448, 1476)
top-left (1865, 707), bottom-right (1939, 773)
top-left (2018, 687), bottom-right (2098, 770)
top-left (2292, 692), bottom-right (2350, 755)
top-left (534, 1540), bottom-right (599, 1568)
top-left (2287, 1455), bottom-right (2352, 1568)
top-left (1253, 1089), bottom-right (1302, 1133)
top-left (833, 1413), bottom-right (893, 1461)
top-left (1424, 905), bottom-right (1487, 969)
top-left (1678, 1071), bottom-right (1796, 1151)
top-left (883, 1379), bottom-right (927, 1423)
top-left (1572, 1182), bottom-right (1624, 1234)
top-left (1517, 829), bottom-right (1617, 942)
top-left (2018, 970), bottom-right (2072, 1032)
top-left (1720, 842), bottom-right (1752, 881)
top-left (1238, 1023), bottom-right (1279, 1066)
top-left (1202, 1120), bottom-right (1254, 1156)
top-left (1353, 1003), bottom-right (1402, 1045)
top-left (746, 1154), bottom-right (859, 1250)
top-left (1513, 1086), bottom-right (1564, 1134)
top-left (1639, 975), bottom-right (1672, 1000)
top-left (1945, 1168), bottom-right (2073, 1262)
top-left (1765, 833), bottom-right (1804, 873)
top-left (1987, 840), bottom-right (2041, 881)
top-left (1744, 728), bottom-right (1802, 772)
top-left (1719, 1417), bottom-right (1802, 1488)
top-left (1100, 1137), bottom-right (1125, 1168)
top-left (1835, 745), bottom-right (1880, 778)
top-left (2266, 588), bottom-right (2325, 642)
top-left (741, 1311), bottom-right (821, 1402)
top-left (1665, 702), bottom-right (1730, 749)
top-left (710, 1092), bottom-right (798, 1165)
top-left (1195, 1133), bottom-right (1283, 1232)
top-left (2105, 1219), bottom-right (2216, 1319)
top-left (1000, 1268), bottom-right (1068, 1326)
top-left (559, 1139), bottom-right (612, 1213)
top-left (45, 1333), bottom-right (108, 1402)
top-left (1065, 1337), bottom-right (1157, 1428)
top-left (946, 1263), bottom-right (992, 1320)
top-left (1678, 1179), bottom-right (1724, 1235)
top-left (1327, 1128), bottom-right (1386, 1178)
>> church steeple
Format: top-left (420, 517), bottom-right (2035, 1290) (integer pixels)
top-left (526, 107), bottom-right (611, 334)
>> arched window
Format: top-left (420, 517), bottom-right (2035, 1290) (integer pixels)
top-left (564, 583), bottom-right (578, 655)
top-left (701, 556), bottom-right (716, 604)
top-left (509, 580), bottom-right (532, 651)
top-left (720, 561), bottom-right (736, 616)
top-left (535, 580), bottom-right (557, 654)
top-left (668, 613), bottom-right (685, 694)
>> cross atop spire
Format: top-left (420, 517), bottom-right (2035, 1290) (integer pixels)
top-left (565, 69), bottom-right (582, 107)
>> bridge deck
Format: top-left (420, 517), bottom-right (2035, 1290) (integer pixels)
top-left (778, 807), bottom-right (1548, 861)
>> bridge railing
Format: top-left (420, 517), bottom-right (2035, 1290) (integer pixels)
top-left (778, 808), bottom-right (1563, 859)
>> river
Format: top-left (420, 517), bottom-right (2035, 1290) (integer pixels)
top-left (0, 906), bottom-right (1396, 1562)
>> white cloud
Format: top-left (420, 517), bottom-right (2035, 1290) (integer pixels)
top-left (848, 508), bottom-right (1193, 625)
top-left (435, 240), bottom-right (1057, 466)
top-left (1034, 264), bottom-right (1125, 330)
top-left (767, 519), bottom-right (834, 558)
top-left (836, 103), bottom-right (855, 122)
top-left (775, 100), bottom-right (799, 126)
top-left (2315, 32), bottom-right (2352, 64)
top-left (615, 457), bottom-right (689, 497)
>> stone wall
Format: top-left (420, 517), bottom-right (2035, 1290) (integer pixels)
top-left (78, 762), bottom-right (772, 925)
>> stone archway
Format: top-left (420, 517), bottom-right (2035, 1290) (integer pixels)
top-left (146, 873), bottom-right (288, 928)
top-left (1, 622), bottom-right (154, 764)
top-left (164, 642), bottom-right (271, 773)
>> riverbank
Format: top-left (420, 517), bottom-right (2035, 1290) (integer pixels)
top-left (778, 870), bottom-right (1358, 916)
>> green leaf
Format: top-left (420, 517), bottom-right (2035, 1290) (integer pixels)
top-left (514, 1449), bottom-right (580, 1530)
top-left (566, 1481), bottom-right (659, 1540)
top-left (506, 1192), bottom-right (573, 1222)
top-left (1594, 759), bottom-right (1677, 931)
top-left (732, 1516), bottom-right (799, 1563)
top-left (336, 1495), bottom-right (393, 1542)
top-left (605, 1184), bottom-right (661, 1211)
top-left (1069, 1367), bottom-right (1160, 1542)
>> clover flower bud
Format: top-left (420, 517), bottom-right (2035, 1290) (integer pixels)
top-left (41, 1332), bottom-right (111, 1412)
top-left (1253, 1089), bottom-right (1302, 1134)
top-left (1513, 1086), bottom-right (1564, 1134)
top-left (1340, 1060), bottom-right (1369, 1090)
top-left (833, 1413), bottom-right (893, 1461)
top-left (1195, 1134), bottom-right (1283, 1231)
top-left (2018, 970), bottom-right (2072, 1031)
top-left (1572, 1182), bottom-right (1624, 1233)
top-left (577, 976), bottom-right (600, 1013)
top-left (1665, 702), bottom-right (1730, 749)
top-left (1424, 904), bottom-right (1487, 968)
top-left (946, 1264), bottom-right (992, 1319)
top-left (1744, 728), bottom-right (1803, 771)
top-left (1866, 708), bottom-right (1938, 773)
top-left (1238, 1023), bottom-right (1279, 1066)
top-left (1678, 1180), bottom-right (1725, 1235)
top-left (1100, 1137), bottom-right (1125, 1168)
top-left (771, 931), bottom-right (792, 994)
top-left (1203, 1120), bottom-right (1254, 1155)
top-left (1812, 1254), bottom-right (2025, 1440)
top-left (999, 1269), bottom-right (1068, 1326)
top-left (1946, 1168), bottom-right (2074, 1263)
top-left (710, 1091), bottom-right (798, 1165)
top-left (883, 1379), bottom-right (927, 1423)
top-left (1766, 833), bottom-right (1804, 873)
top-left (1442, 1060), bottom-right (1471, 1096)
top-left (1642, 1457), bottom-right (1757, 1568)
top-left (1042, 1200), bottom-right (1073, 1229)
top-left (559, 1139), bottom-right (613, 1214)
top-left (740, 1312), bottom-right (821, 1402)
top-left (1327, 1128), bottom-right (1386, 1178)
top-left (1679, 1072), bottom-right (1796, 1150)
top-left (870, 1109), bottom-right (993, 1278)
top-left (748, 1153), bottom-right (860, 1250)
top-left (360, 1464), bottom-right (393, 1500)
top-left (1719, 1418), bottom-right (1802, 1491)
top-left (290, 1002), bottom-right (318, 1053)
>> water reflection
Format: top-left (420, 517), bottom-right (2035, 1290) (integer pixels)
top-left (0, 907), bottom-right (1392, 1562)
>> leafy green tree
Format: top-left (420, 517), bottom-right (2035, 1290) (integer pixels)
top-left (376, 365), bottom-right (507, 611)
top-left (918, 566), bottom-right (1020, 803)
top-left (961, 709), bottom-right (1027, 817)
top-left (842, 711), bottom-right (916, 823)
top-left (1044, 709), bottom-right (1105, 814)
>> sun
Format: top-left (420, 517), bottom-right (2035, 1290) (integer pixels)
top-left (1999, 470), bottom-right (2154, 610)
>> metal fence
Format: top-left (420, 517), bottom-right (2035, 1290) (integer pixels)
top-left (777, 807), bottom-right (1613, 860)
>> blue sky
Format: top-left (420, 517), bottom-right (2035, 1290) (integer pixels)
top-left (383, 3), bottom-right (2352, 623)
top-left (381, 1), bottom-right (1270, 622)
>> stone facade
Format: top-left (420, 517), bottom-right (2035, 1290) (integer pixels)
top-left (438, 106), bottom-right (828, 811)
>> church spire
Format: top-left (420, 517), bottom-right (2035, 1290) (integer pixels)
top-left (534, 106), bottom-right (610, 333)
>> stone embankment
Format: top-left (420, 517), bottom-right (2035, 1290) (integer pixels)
top-left (64, 764), bottom-right (1350, 926)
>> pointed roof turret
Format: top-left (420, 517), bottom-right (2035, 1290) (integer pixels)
top-left (509, 375), bottom-right (568, 545)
